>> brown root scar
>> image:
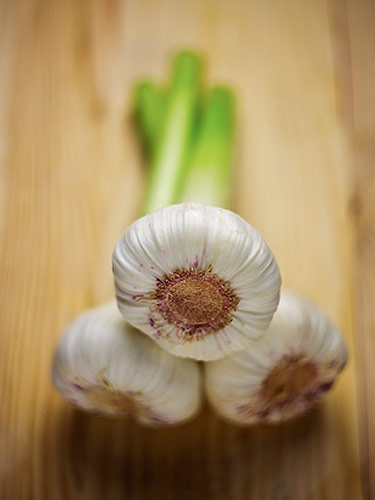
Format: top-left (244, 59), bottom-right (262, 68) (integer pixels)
top-left (154, 267), bottom-right (239, 337)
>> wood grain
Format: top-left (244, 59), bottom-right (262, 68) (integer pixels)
top-left (333, 0), bottom-right (375, 497)
top-left (0, 0), bottom-right (371, 498)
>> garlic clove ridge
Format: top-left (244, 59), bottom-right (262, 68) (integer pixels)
top-left (112, 202), bottom-right (281, 360)
top-left (52, 301), bottom-right (202, 426)
top-left (204, 290), bottom-right (348, 424)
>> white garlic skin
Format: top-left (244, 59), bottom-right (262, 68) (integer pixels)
top-left (112, 203), bottom-right (281, 361)
top-left (52, 302), bottom-right (202, 426)
top-left (205, 290), bottom-right (348, 425)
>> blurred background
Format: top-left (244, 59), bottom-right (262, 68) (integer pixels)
top-left (0, 0), bottom-right (374, 498)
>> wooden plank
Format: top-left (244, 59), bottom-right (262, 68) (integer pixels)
top-left (0, 0), bottom-right (364, 498)
top-left (330, 0), bottom-right (375, 496)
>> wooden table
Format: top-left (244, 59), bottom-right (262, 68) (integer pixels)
top-left (0, 1), bottom-right (374, 498)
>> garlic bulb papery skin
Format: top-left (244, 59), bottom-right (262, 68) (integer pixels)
top-left (52, 302), bottom-right (202, 426)
top-left (112, 203), bottom-right (281, 361)
top-left (205, 290), bottom-right (348, 424)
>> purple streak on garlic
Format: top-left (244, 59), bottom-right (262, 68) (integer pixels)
top-left (52, 302), bottom-right (202, 426)
top-left (112, 203), bottom-right (281, 361)
top-left (204, 290), bottom-right (348, 424)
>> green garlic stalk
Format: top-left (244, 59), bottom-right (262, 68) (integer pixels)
top-left (140, 51), bottom-right (202, 215)
top-left (133, 81), bottom-right (165, 158)
top-left (180, 86), bottom-right (235, 209)
top-left (134, 77), bottom-right (235, 210)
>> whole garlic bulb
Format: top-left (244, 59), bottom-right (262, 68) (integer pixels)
top-left (205, 290), bottom-right (348, 424)
top-left (52, 302), bottom-right (202, 426)
top-left (112, 202), bottom-right (281, 361)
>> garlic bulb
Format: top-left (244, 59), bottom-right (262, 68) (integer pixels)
top-left (52, 302), bottom-right (201, 426)
top-left (205, 291), bottom-right (348, 424)
top-left (112, 203), bottom-right (281, 361)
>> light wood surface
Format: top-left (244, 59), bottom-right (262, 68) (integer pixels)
top-left (0, 0), bottom-right (373, 498)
